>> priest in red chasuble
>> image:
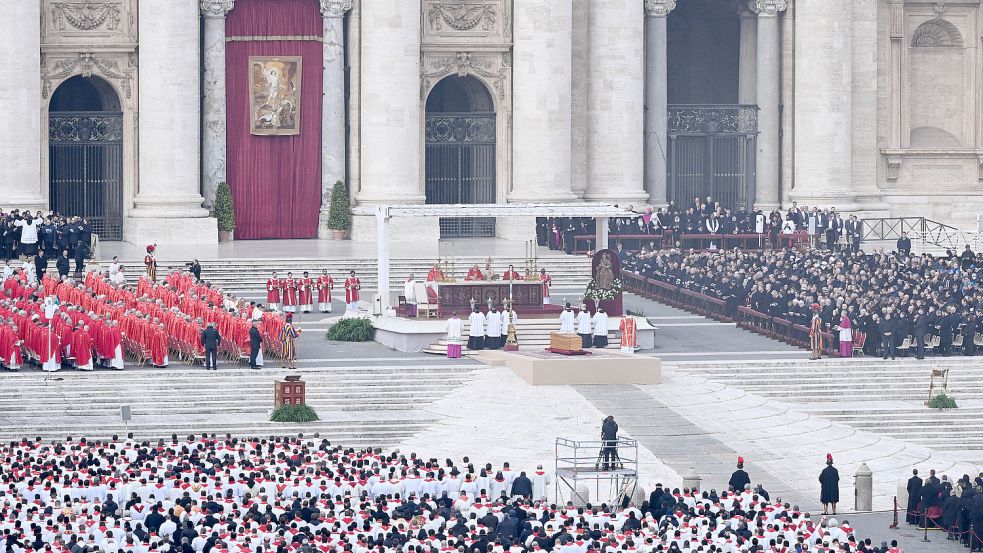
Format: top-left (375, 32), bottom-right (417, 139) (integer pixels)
top-left (344, 270), bottom-right (361, 313)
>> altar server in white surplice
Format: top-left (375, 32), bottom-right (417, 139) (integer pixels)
top-left (467, 307), bottom-right (485, 351)
top-left (485, 306), bottom-right (502, 350)
top-left (592, 307), bottom-right (609, 348)
top-left (576, 304), bottom-right (592, 349)
top-left (559, 303), bottom-right (575, 333)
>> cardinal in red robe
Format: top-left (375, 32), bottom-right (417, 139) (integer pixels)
top-left (71, 324), bottom-right (94, 371)
top-left (317, 271), bottom-right (334, 313)
top-left (344, 271), bottom-right (361, 313)
top-left (282, 273), bottom-right (298, 314)
top-left (299, 272), bottom-right (314, 313)
top-left (464, 264), bottom-right (485, 281)
top-left (266, 272), bottom-right (280, 311)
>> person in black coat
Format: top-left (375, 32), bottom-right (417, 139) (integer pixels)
top-left (510, 472), bottom-right (532, 499)
top-left (600, 416), bottom-right (619, 470)
top-left (248, 320), bottom-right (262, 369)
top-left (879, 313), bottom-right (897, 359)
top-left (34, 252), bottom-right (48, 279)
top-left (73, 243), bottom-right (87, 275)
top-left (897, 233), bottom-right (912, 257)
top-left (201, 322), bottom-right (221, 370)
top-left (906, 469), bottom-right (923, 524)
top-left (819, 454), bottom-right (839, 515)
top-left (728, 457), bottom-right (750, 492)
top-left (56, 249), bottom-right (71, 279)
top-left (189, 259), bottom-right (202, 281)
top-left (914, 308), bottom-right (929, 359)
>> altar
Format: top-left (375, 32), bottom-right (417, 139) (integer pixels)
top-left (437, 281), bottom-right (545, 316)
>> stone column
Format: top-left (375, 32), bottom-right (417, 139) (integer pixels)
top-left (643, 0), bottom-right (675, 207)
top-left (738, 3), bottom-right (757, 105)
top-left (791, 0), bottom-right (859, 210)
top-left (510, 0), bottom-right (575, 203)
top-left (0, 0), bottom-right (44, 210)
top-left (585, 0), bottom-right (648, 206)
top-left (129, 0), bottom-right (215, 244)
top-left (351, 0), bottom-right (427, 241)
top-left (319, 0), bottom-right (351, 236)
top-left (357, 0), bottom-right (421, 206)
top-left (201, 0), bottom-right (233, 208)
top-left (752, 0), bottom-right (784, 211)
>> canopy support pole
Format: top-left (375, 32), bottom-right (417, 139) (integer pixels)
top-left (376, 207), bottom-right (391, 311)
top-left (596, 217), bottom-right (610, 252)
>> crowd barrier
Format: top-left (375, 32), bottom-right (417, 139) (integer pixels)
top-left (624, 271), bottom-right (839, 355)
top-left (573, 231), bottom-right (813, 254)
top-left (892, 496), bottom-right (982, 549)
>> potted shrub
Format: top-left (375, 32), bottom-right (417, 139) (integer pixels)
top-left (215, 181), bottom-right (235, 242)
top-left (327, 179), bottom-right (350, 240)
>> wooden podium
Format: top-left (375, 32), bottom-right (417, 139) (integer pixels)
top-left (274, 377), bottom-right (306, 407)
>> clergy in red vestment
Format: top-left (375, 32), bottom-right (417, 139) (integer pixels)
top-left (266, 271), bottom-right (280, 312)
top-left (37, 324), bottom-right (60, 372)
top-left (619, 316), bottom-right (637, 354)
top-left (426, 264), bottom-right (445, 283)
top-left (0, 324), bottom-right (22, 370)
top-left (282, 272), bottom-right (298, 314)
top-left (539, 268), bottom-right (552, 305)
top-left (102, 320), bottom-right (124, 370)
top-left (317, 270), bottom-right (334, 313)
top-left (464, 264), bottom-right (485, 281)
top-left (344, 270), bottom-right (361, 314)
top-left (502, 265), bottom-right (523, 281)
top-left (71, 324), bottom-right (94, 371)
top-left (148, 323), bottom-right (168, 367)
top-left (299, 271), bottom-right (314, 313)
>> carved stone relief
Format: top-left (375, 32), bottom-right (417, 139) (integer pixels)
top-left (422, 0), bottom-right (511, 44)
top-left (42, 0), bottom-right (135, 43)
top-left (41, 52), bottom-right (134, 99)
top-left (421, 51), bottom-right (510, 102)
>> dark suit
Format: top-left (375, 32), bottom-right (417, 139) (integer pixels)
top-left (56, 255), bottom-right (70, 278)
top-left (249, 326), bottom-right (262, 368)
top-left (914, 314), bottom-right (929, 359)
top-left (201, 327), bottom-right (221, 369)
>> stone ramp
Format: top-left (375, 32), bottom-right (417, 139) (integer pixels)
top-left (669, 357), bottom-right (983, 453)
top-left (0, 364), bottom-right (484, 446)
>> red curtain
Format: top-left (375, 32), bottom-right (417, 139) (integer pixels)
top-left (226, 0), bottom-right (323, 239)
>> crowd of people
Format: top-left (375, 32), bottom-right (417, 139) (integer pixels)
top-left (0, 260), bottom-right (295, 372)
top-left (0, 433), bottom-right (902, 553)
top-left (0, 210), bottom-right (93, 262)
top-left (622, 245), bottom-right (981, 358)
top-left (903, 468), bottom-right (983, 550)
top-left (537, 201), bottom-right (863, 254)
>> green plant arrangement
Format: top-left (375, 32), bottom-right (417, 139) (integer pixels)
top-left (326, 318), bottom-right (374, 342)
top-left (928, 393), bottom-right (958, 410)
top-left (214, 181), bottom-right (236, 232)
top-left (270, 404), bottom-right (319, 423)
top-left (327, 180), bottom-right (350, 231)
top-left (584, 278), bottom-right (623, 301)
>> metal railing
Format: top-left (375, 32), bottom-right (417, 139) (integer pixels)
top-left (860, 217), bottom-right (983, 251)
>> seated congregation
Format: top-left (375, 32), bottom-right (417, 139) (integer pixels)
top-left (0, 434), bottom-right (885, 553)
top-left (0, 266), bottom-right (289, 372)
top-left (622, 247), bottom-right (981, 358)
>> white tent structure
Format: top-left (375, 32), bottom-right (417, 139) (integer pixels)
top-left (351, 203), bottom-right (630, 310)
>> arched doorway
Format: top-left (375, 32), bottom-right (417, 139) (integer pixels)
top-left (425, 75), bottom-right (496, 238)
top-left (48, 75), bottom-right (124, 240)
top-left (665, 0), bottom-right (755, 211)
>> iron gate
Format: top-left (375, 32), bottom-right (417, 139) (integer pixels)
top-left (667, 105), bottom-right (757, 210)
top-left (49, 112), bottom-right (124, 240)
top-left (425, 112), bottom-right (496, 237)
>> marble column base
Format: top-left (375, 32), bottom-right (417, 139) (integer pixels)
top-left (349, 214), bottom-right (439, 243)
top-left (124, 215), bottom-right (218, 245)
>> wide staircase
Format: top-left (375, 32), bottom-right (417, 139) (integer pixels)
top-left (422, 317), bottom-right (623, 355)
top-left (0, 364), bottom-right (482, 446)
top-left (671, 358), bottom-right (983, 452)
top-left (109, 255), bottom-right (592, 301)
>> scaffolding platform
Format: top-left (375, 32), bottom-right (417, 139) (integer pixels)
top-left (555, 437), bottom-right (638, 506)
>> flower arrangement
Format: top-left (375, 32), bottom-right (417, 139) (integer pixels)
top-left (584, 278), bottom-right (623, 301)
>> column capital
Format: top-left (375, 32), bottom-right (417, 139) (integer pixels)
top-left (320, 0), bottom-right (354, 18)
top-left (200, 0), bottom-right (234, 18)
top-left (644, 0), bottom-right (676, 17)
top-left (752, 0), bottom-right (787, 17)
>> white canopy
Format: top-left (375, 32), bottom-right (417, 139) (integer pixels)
top-left (353, 202), bottom-right (630, 219)
top-left (364, 203), bottom-right (620, 311)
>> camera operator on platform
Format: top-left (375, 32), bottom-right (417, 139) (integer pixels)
top-left (601, 415), bottom-right (619, 470)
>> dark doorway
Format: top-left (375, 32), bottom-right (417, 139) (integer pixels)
top-left (425, 75), bottom-right (496, 238)
top-left (49, 75), bottom-right (124, 240)
top-left (666, 0), bottom-right (755, 210)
